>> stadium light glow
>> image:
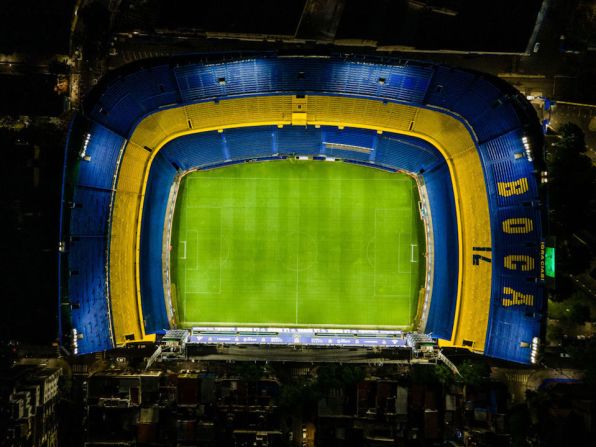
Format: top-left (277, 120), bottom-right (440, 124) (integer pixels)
top-left (79, 133), bottom-right (91, 159)
top-left (71, 328), bottom-right (79, 355)
top-left (530, 336), bottom-right (540, 364)
top-left (522, 135), bottom-right (533, 161)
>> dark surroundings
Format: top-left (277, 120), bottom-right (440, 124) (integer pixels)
top-left (0, 0), bottom-right (73, 346)
top-left (0, 0), bottom-right (595, 446)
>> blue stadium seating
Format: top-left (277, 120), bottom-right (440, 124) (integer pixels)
top-left (321, 128), bottom-right (376, 162)
top-left (161, 131), bottom-right (226, 170)
top-left (423, 164), bottom-right (459, 340)
top-left (476, 122), bottom-right (543, 362)
top-left (77, 122), bottom-right (124, 190)
top-left (173, 59), bottom-right (433, 105)
top-left (62, 55), bottom-right (544, 362)
top-left (423, 66), bottom-right (478, 108)
top-left (67, 236), bottom-right (112, 353)
top-left (449, 77), bottom-right (502, 120)
top-left (374, 136), bottom-right (440, 173)
top-left (121, 66), bottom-right (180, 112)
top-left (470, 101), bottom-right (522, 144)
top-left (482, 129), bottom-right (526, 160)
top-left (277, 127), bottom-right (324, 155)
top-left (139, 153), bottom-right (178, 333)
top-left (225, 127), bottom-right (277, 160)
top-left (69, 187), bottom-right (112, 236)
top-left (61, 119), bottom-right (123, 354)
top-left (90, 66), bottom-right (180, 136)
top-left (486, 273), bottom-right (544, 362)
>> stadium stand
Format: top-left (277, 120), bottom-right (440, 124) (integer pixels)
top-left (139, 152), bottom-right (178, 333)
top-left (76, 122), bottom-right (123, 190)
top-left (67, 237), bottom-right (112, 353)
top-left (225, 127), bottom-right (281, 160)
top-left (321, 127), bottom-right (377, 161)
top-left (277, 127), bottom-right (329, 155)
top-left (423, 165), bottom-right (459, 340)
top-left (69, 188), bottom-right (112, 236)
top-left (109, 140), bottom-right (152, 345)
top-left (60, 55), bottom-right (545, 363)
top-left (58, 117), bottom-right (119, 353)
top-left (374, 135), bottom-right (439, 172)
top-left (477, 123), bottom-right (545, 363)
top-left (172, 59), bottom-right (433, 104)
top-left (160, 131), bottom-right (228, 169)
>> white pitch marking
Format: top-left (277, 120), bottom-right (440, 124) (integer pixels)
top-left (180, 241), bottom-right (187, 260)
top-left (187, 230), bottom-right (199, 271)
top-left (411, 244), bottom-right (418, 263)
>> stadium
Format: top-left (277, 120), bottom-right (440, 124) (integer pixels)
top-left (58, 54), bottom-right (546, 364)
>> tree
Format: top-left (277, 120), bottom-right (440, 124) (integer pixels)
top-left (547, 123), bottom-right (596, 233)
top-left (546, 322), bottom-right (564, 345)
top-left (458, 360), bottom-right (490, 386)
top-left (275, 376), bottom-right (320, 415)
top-left (552, 123), bottom-right (587, 159)
top-left (568, 303), bottom-right (591, 324)
top-left (568, 339), bottom-right (596, 391)
top-left (315, 364), bottom-right (364, 391)
top-left (552, 275), bottom-right (575, 302)
top-left (78, 2), bottom-right (111, 59)
top-left (508, 403), bottom-right (532, 447)
top-left (232, 362), bottom-right (265, 382)
top-left (434, 363), bottom-right (455, 386)
top-left (410, 364), bottom-right (440, 385)
top-left (558, 237), bottom-right (592, 276)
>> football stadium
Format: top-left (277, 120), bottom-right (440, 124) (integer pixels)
top-left (58, 54), bottom-right (546, 364)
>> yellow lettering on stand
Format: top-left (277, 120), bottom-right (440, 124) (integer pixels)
top-left (497, 178), bottom-right (528, 197)
top-left (504, 255), bottom-right (534, 271)
top-left (502, 218), bottom-right (533, 234)
top-left (502, 287), bottom-right (534, 307)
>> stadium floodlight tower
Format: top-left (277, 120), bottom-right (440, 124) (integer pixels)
top-left (59, 53), bottom-right (546, 364)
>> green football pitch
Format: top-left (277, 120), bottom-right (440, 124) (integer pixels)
top-left (170, 159), bottom-right (425, 329)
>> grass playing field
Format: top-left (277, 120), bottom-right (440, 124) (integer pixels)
top-left (170, 159), bottom-right (424, 329)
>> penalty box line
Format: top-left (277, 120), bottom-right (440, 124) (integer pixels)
top-left (410, 244), bottom-right (418, 263)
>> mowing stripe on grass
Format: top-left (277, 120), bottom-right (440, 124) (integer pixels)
top-left (170, 160), bottom-right (424, 329)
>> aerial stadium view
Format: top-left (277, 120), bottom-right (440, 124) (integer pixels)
top-left (60, 55), bottom-right (544, 363)
top-left (5, 0), bottom-right (596, 445)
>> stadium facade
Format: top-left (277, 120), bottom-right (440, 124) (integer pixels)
top-left (59, 54), bottom-right (546, 364)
